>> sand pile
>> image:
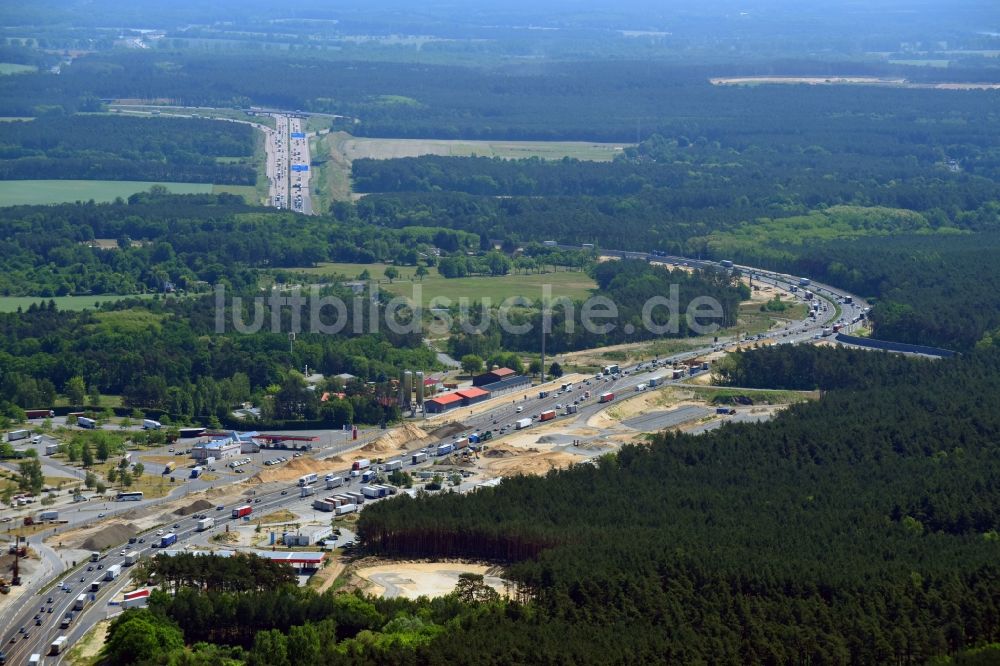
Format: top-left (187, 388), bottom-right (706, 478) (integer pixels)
top-left (484, 451), bottom-right (582, 477)
top-left (81, 523), bottom-right (138, 551)
top-left (428, 422), bottom-right (467, 439)
top-left (483, 445), bottom-right (517, 458)
top-left (174, 499), bottom-right (213, 516)
top-left (251, 457), bottom-right (331, 484)
top-left (361, 422), bottom-right (431, 454)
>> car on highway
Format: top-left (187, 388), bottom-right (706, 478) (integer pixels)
top-left (173, 524), bottom-right (180, 529)
top-left (35, 618), bottom-right (41, 626)
top-left (138, 537), bottom-right (145, 543)
top-left (98, 512), bottom-right (106, 518)
top-left (120, 549), bottom-right (126, 556)
top-left (281, 490), bottom-right (288, 495)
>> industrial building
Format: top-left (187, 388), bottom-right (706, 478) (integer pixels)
top-left (191, 438), bottom-right (240, 462)
top-left (159, 549), bottom-right (325, 571)
top-left (425, 386), bottom-right (493, 413)
top-left (283, 525), bottom-right (333, 547)
top-left (473, 367), bottom-right (517, 387)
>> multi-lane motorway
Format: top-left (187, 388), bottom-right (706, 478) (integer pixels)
top-left (0, 258), bottom-right (865, 663)
top-left (263, 114), bottom-right (313, 214)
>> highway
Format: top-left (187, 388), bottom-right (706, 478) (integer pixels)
top-left (0, 255), bottom-right (866, 663)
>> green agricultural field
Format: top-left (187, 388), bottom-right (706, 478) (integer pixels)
top-left (0, 180), bottom-right (214, 206)
top-left (0, 293), bottom-right (155, 313)
top-left (0, 63), bottom-right (37, 75)
top-left (212, 184), bottom-right (259, 202)
top-left (283, 262), bottom-right (597, 303)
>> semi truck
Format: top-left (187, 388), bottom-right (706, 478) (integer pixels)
top-left (411, 452), bottom-right (427, 464)
top-left (142, 419), bottom-right (161, 430)
top-left (124, 550), bottom-right (140, 566)
top-left (539, 409), bottom-right (556, 422)
top-left (361, 470), bottom-right (375, 483)
top-left (345, 491), bottom-right (365, 504)
top-left (649, 376), bottom-right (664, 387)
top-left (298, 473), bottom-right (318, 487)
top-left (190, 466), bottom-right (203, 479)
top-left (716, 407), bottom-right (737, 415)
top-left (565, 405), bottom-right (578, 415)
top-left (436, 442), bottom-right (454, 456)
top-left (196, 517), bottom-right (214, 532)
top-left (231, 505), bottom-right (252, 519)
top-left (77, 416), bottom-right (96, 429)
top-left (602, 364), bottom-right (620, 375)
top-left (635, 383), bottom-right (647, 392)
top-left (821, 327), bottom-right (833, 336)
top-left (160, 533), bottom-right (177, 548)
top-left (799, 277), bottom-right (811, 287)
top-left (6, 429), bottom-right (29, 442)
top-left (351, 459), bottom-right (371, 471)
top-left (599, 392), bottom-right (615, 403)
top-left (25, 409), bottom-right (54, 419)
top-left (335, 503), bottom-right (357, 515)
top-left (803, 290), bottom-right (814, 300)
top-left (300, 485), bottom-right (316, 498)
top-left (38, 510), bottom-right (59, 521)
top-left (74, 594), bottom-right (87, 611)
top-left (515, 417), bottom-right (532, 430)
top-left (104, 563), bottom-right (122, 581)
top-left (163, 462), bottom-right (175, 475)
top-left (325, 475), bottom-right (344, 489)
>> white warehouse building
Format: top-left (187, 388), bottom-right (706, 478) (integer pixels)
top-left (191, 438), bottom-right (240, 462)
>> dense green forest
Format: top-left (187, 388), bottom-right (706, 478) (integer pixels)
top-left (0, 114), bottom-right (255, 184)
top-left (0, 292), bottom-right (434, 426)
top-left (0, 193), bottom-right (479, 296)
top-left (2, 53), bottom-right (998, 141)
top-left (352, 345), bottom-right (1000, 663)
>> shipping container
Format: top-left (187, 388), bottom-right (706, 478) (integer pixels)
top-left (335, 503), bottom-right (357, 515)
top-left (231, 505), bottom-right (252, 519)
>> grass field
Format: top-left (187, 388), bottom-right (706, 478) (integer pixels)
top-left (212, 184), bottom-right (259, 202)
top-left (0, 180), bottom-right (213, 206)
top-left (332, 132), bottom-right (626, 162)
top-left (286, 262), bottom-right (597, 302)
top-left (0, 293), bottom-right (155, 313)
top-left (0, 62), bottom-right (37, 75)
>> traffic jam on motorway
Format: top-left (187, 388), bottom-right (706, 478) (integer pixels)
top-left (0, 258), bottom-right (865, 662)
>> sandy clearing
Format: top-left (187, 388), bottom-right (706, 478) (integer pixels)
top-left (334, 135), bottom-right (624, 162)
top-left (355, 561), bottom-right (510, 599)
top-left (710, 76), bottom-right (1000, 90)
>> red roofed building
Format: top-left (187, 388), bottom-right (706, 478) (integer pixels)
top-left (424, 392), bottom-right (463, 414)
top-left (456, 387), bottom-right (490, 405)
top-left (473, 367), bottom-right (517, 387)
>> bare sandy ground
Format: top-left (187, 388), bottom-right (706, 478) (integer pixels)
top-left (710, 76), bottom-right (1000, 90)
top-left (355, 561), bottom-right (509, 599)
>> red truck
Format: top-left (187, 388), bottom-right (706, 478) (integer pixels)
top-left (25, 409), bottom-right (55, 419)
top-left (231, 505), bottom-right (253, 519)
top-left (539, 409), bottom-right (556, 422)
top-left (599, 392), bottom-right (615, 403)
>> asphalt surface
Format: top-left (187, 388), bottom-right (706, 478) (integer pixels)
top-left (0, 256), bottom-right (868, 661)
top-left (622, 406), bottom-right (714, 431)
